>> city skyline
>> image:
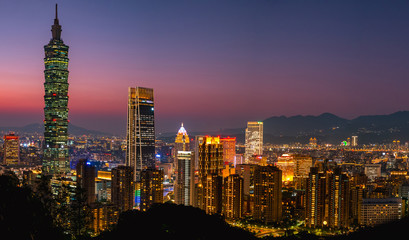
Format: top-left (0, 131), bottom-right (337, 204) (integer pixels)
top-left (1, 1), bottom-right (409, 135)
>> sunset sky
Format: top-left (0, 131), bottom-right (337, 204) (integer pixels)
top-left (1, 0), bottom-right (409, 135)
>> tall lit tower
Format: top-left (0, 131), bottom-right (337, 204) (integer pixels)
top-left (126, 87), bottom-right (155, 181)
top-left (245, 121), bottom-right (263, 162)
top-left (175, 123), bottom-right (190, 152)
top-left (3, 133), bottom-right (20, 165)
top-left (43, 4), bottom-right (70, 175)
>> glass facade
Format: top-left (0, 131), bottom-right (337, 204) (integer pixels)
top-left (42, 6), bottom-right (70, 175)
top-left (126, 87), bottom-right (155, 181)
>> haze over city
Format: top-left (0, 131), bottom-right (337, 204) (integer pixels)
top-left (1, 0), bottom-right (409, 135)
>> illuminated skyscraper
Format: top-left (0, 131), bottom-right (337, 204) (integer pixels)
top-left (175, 123), bottom-right (190, 152)
top-left (175, 151), bottom-right (194, 206)
top-left (351, 136), bottom-right (358, 147)
top-left (305, 168), bottom-right (350, 228)
top-left (245, 122), bottom-right (263, 162)
top-left (223, 174), bottom-right (244, 219)
top-left (3, 133), bottom-right (19, 165)
top-left (43, 4), bottom-right (70, 175)
top-left (196, 136), bottom-right (223, 212)
top-left (220, 137), bottom-right (236, 164)
top-left (126, 87), bottom-right (155, 181)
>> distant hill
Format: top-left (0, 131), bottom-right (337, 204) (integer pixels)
top-left (158, 111), bottom-right (409, 145)
top-left (0, 123), bottom-right (112, 136)
top-left (261, 111), bottom-right (409, 144)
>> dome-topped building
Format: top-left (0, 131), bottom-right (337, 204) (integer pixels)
top-left (175, 123), bottom-right (190, 152)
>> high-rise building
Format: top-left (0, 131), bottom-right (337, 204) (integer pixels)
top-left (76, 159), bottom-right (96, 205)
top-left (196, 136), bottom-right (223, 211)
top-left (140, 169), bottom-right (164, 211)
top-left (43, 4), bottom-right (70, 176)
top-left (245, 122), bottom-right (263, 162)
top-left (220, 137), bottom-right (236, 164)
top-left (175, 151), bottom-right (194, 206)
top-left (203, 173), bottom-right (223, 214)
top-left (351, 136), bottom-right (358, 147)
top-left (253, 165), bottom-right (282, 223)
top-left (223, 174), bottom-right (244, 219)
top-left (111, 166), bottom-right (134, 212)
top-left (3, 133), bottom-right (19, 165)
top-left (305, 168), bottom-right (350, 228)
top-left (126, 87), bottom-right (155, 181)
top-left (175, 123), bottom-right (190, 153)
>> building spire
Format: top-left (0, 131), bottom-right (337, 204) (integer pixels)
top-left (51, 4), bottom-right (62, 40)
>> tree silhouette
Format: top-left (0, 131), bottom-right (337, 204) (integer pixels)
top-left (0, 172), bottom-right (68, 240)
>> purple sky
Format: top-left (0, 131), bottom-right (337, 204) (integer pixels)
top-left (1, 0), bottom-right (409, 135)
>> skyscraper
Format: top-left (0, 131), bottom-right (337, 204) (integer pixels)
top-left (196, 136), bottom-right (223, 211)
top-left (3, 133), bottom-right (19, 165)
top-left (305, 168), bottom-right (350, 228)
top-left (245, 122), bottom-right (263, 163)
top-left (351, 136), bottom-right (358, 147)
top-left (175, 123), bottom-right (190, 152)
top-left (175, 151), bottom-right (194, 206)
top-left (126, 87), bottom-right (155, 181)
top-left (220, 137), bottom-right (236, 164)
top-left (223, 174), bottom-right (244, 219)
top-left (43, 4), bottom-right (70, 176)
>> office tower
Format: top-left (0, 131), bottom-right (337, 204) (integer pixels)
top-left (305, 168), bottom-right (350, 228)
top-left (245, 121), bottom-right (263, 163)
top-left (360, 198), bottom-right (402, 226)
top-left (3, 133), bottom-right (19, 165)
top-left (293, 155), bottom-right (313, 190)
top-left (175, 151), bottom-right (194, 206)
top-left (253, 165), bottom-right (282, 223)
top-left (76, 159), bottom-right (96, 205)
top-left (223, 174), bottom-right (244, 219)
top-left (175, 123), bottom-right (190, 152)
top-left (196, 136), bottom-right (223, 211)
top-left (220, 137), bottom-right (236, 164)
top-left (140, 169), bottom-right (164, 211)
top-left (126, 87), bottom-right (155, 181)
top-left (351, 136), bottom-right (358, 147)
top-left (43, 4), bottom-right (70, 176)
top-left (111, 166), bottom-right (134, 212)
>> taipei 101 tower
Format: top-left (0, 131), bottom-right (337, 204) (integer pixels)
top-left (42, 4), bottom-right (70, 176)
